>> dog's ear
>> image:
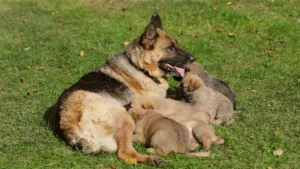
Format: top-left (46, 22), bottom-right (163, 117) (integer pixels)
top-left (150, 13), bottom-right (163, 30)
top-left (141, 23), bottom-right (158, 50)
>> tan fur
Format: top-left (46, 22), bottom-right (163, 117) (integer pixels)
top-left (182, 74), bottom-right (235, 126)
top-left (129, 108), bottom-right (191, 155)
top-left (130, 97), bottom-right (224, 154)
top-left (128, 108), bottom-right (213, 157)
top-left (184, 62), bottom-right (237, 110)
top-left (131, 96), bottom-right (209, 123)
top-left (99, 55), bottom-right (169, 98)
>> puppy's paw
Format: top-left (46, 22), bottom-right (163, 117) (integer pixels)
top-left (214, 137), bottom-right (225, 145)
top-left (182, 75), bottom-right (202, 93)
top-left (148, 157), bottom-right (168, 167)
top-left (128, 108), bottom-right (146, 121)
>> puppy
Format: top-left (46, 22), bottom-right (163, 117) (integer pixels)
top-left (130, 97), bottom-right (224, 153)
top-left (128, 108), bottom-right (192, 155)
top-left (181, 73), bottom-right (235, 126)
top-left (182, 63), bottom-right (237, 110)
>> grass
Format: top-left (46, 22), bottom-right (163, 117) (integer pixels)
top-left (0, 0), bottom-right (299, 168)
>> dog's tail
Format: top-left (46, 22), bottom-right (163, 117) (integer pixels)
top-left (186, 150), bottom-right (211, 157)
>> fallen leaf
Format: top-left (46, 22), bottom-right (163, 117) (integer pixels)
top-left (80, 50), bottom-right (84, 57)
top-left (105, 165), bottom-right (116, 169)
top-left (24, 47), bottom-right (30, 51)
top-left (251, 90), bottom-right (256, 93)
top-left (35, 66), bottom-right (45, 70)
top-left (33, 89), bottom-right (39, 94)
top-left (273, 148), bottom-right (283, 156)
top-left (228, 32), bottom-right (235, 38)
top-left (48, 162), bottom-right (59, 166)
top-left (26, 92), bottom-right (31, 99)
top-left (124, 157), bottom-right (137, 164)
top-left (21, 136), bottom-right (29, 141)
top-left (20, 77), bottom-right (26, 83)
top-left (55, 18), bottom-right (64, 23)
top-left (250, 136), bottom-right (254, 139)
top-left (124, 41), bottom-right (130, 46)
top-left (226, 2), bottom-right (232, 5)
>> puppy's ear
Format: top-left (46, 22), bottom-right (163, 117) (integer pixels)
top-left (189, 79), bottom-right (202, 91)
top-left (150, 13), bottom-right (163, 30)
top-left (142, 102), bottom-right (154, 110)
top-left (141, 24), bottom-right (158, 50)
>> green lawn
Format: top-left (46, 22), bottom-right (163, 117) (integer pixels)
top-left (1, 0), bottom-right (299, 168)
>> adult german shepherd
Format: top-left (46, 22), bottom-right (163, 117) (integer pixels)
top-left (45, 13), bottom-right (195, 166)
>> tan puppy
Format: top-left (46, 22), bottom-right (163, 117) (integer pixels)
top-left (182, 73), bottom-right (235, 126)
top-left (128, 108), bottom-right (215, 157)
top-left (130, 97), bottom-right (224, 153)
top-left (184, 63), bottom-right (237, 110)
top-left (129, 108), bottom-right (191, 154)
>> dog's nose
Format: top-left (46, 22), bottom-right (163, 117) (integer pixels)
top-left (190, 55), bottom-right (196, 62)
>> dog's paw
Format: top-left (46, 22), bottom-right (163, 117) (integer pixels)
top-left (146, 148), bottom-right (156, 154)
top-left (182, 74), bottom-right (203, 93)
top-left (148, 157), bottom-right (168, 167)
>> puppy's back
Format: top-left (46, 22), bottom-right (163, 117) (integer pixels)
top-left (142, 112), bottom-right (190, 154)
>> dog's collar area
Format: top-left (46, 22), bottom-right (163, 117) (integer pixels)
top-left (125, 52), bottom-right (161, 84)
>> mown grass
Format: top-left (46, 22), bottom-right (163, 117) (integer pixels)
top-left (0, 0), bottom-right (299, 168)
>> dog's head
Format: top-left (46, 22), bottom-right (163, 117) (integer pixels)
top-left (129, 13), bottom-right (195, 80)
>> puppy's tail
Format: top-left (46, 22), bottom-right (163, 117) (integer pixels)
top-left (186, 150), bottom-right (211, 157)
top-left (234, 108), bottom-right (245, 114)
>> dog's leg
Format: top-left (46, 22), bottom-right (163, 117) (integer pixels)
top-left (193, 122), bottom-right (224, 150)
top-left (212, 136), bottom-right (225, 145)
top-left (209, 119), bottom-right (223, 126)
top-left (132, 132), bottom-right (146, 144)
top-left (225, 117), bottom-right (235, 126)
top-left (114, 117), bottom-right (167, 167)
top-left (215, 100), bottom-right (234, 126)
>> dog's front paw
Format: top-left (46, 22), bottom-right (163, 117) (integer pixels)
top-left (182, 74), bottom-right (202, 93)
top-left (148, 157), bottom-right (168, 167)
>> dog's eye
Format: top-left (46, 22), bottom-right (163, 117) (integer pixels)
top-left (167, 43), bottom-right (176, 51)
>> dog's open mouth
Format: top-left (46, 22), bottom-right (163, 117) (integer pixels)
top-left (160, 63), bottom-right (185, 78)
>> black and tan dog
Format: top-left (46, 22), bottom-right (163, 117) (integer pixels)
top-left (45, 13), bottom-right (195, 166)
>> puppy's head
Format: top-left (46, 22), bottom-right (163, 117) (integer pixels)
top-left (129, 13), bottom-right (195, 79)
